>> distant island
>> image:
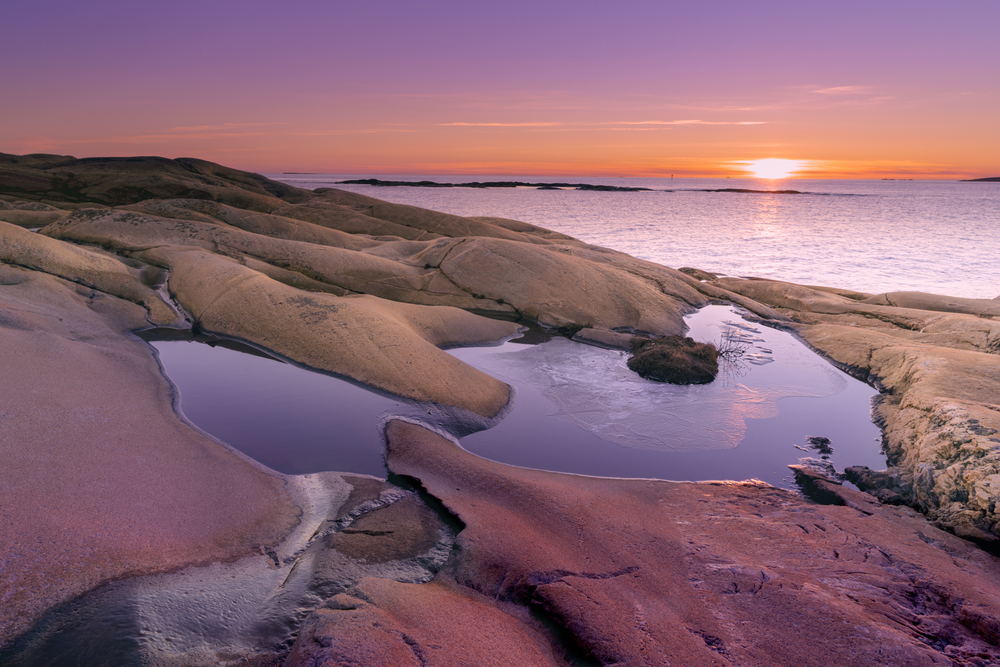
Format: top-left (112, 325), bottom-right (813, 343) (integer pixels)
top-left (337, 178), bottom-right (653, 192)
top-left (697, 188), bottom-right (804, 194)
top-left (961, 176), bottom-right (1000, 182)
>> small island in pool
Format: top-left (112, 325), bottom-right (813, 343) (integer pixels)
top-left (3, 152), bottom-right (1000, 665)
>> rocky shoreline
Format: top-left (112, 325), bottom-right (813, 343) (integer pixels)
top-left (3, 153), bottom-right (1000, 665)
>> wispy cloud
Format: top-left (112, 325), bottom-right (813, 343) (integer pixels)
top-left (613, 120), bottom-right (766, 126)
top-left (167, 122), bottom-right (287, 132)
top-left (53, 132), bottom-right (269, 145)
top-left (439, 120), bottom-right (766, 129)
top-left (292, 129), bottom-right (421, 136)
top-left (813, 86), bottom-right (871, 95)
top-left (438, 122), bottom-right (562, 127)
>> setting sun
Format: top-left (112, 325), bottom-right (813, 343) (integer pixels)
top-left (746, 158), bottom-right (803, 179)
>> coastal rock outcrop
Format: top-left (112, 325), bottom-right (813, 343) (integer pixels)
top-left (5, 152), bottom-right (1000, 664)
top-left (283, 420), bottom-right (1000, 666)
top-left (0, 220), bottom-right (178, 325)
top-left (709, 276), bottom-right (1000, 547)
top-left (0, 262), bottom-right (298, 646)
top-left (289, 577), bottom-right (566, 667)
top-left (146, 246), bottom-right (518, 418)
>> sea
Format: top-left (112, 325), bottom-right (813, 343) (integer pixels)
top-left (267, 174), bottom-right (1000, 300)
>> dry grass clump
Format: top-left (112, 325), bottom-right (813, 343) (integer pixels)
top-left (627, 336), bottom-right (719, 384)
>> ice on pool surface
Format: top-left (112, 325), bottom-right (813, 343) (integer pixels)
top-left (451, 305), bottom-right (847, 452)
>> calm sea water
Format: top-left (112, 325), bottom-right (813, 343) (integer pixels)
top-left (268, 174), bottom-right (1000, 300)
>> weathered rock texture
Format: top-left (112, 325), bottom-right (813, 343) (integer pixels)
top-left (4, 153), bottom-right (1000, 665)
top-left (711, 276), bottom-right (1000, 547)
top-left (0, 263), bottom-right (298, 645)
top-left (290, 577), bottom-right (566, 667)
top-left (331, 420), bottom-right (1000, 667)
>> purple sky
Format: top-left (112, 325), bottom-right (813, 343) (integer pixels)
top-left (3, 0), bottom-right (998, 177)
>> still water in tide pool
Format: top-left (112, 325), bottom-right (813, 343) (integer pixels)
top-left (269, 173), bottom-right (1000, 300)
top-left (144, 306), bottom-right (884, 488)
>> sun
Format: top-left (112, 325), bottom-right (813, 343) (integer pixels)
top-left (746, 158), bottom-right (802, 179)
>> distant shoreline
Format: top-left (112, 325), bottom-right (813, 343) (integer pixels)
top-left (336, 178), bottom-right (653, 192)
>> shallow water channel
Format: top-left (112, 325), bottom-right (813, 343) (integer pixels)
top-left (143, 305), bottom-right (884, 488)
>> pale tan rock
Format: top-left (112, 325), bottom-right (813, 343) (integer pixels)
top-left (678, 266), bottom-right (718, 281)
top-left (0, 208), bottom-right (70, 228)
top-left (0, 220), bottom-right (176, 324)
top-left (466, 215), bottom-right (578, 242)
top-left (42, 208), bottom-right (519, 313)
top-left (713, 276), bottom-right (1000, 354)
top-left (436, 236), bottom-right (701, 332)
top-left (570, 327), bottom-right (639, 350)
top-left (710, 276), bottom-right (1000, 540)
top-left (798, 323), bottom-right (1000, 541)
top-left (122, 198), bottom-right (384, 252)
top-left (308, 188), bottom-right (555, 244)
top-left (145, 247), bottom-right (517, 417)
top-left (45, 207), bottom-right (706, 334)
top-left (863, 290), bottom-right (1000, 318)
top-left (272, 198), bottom-right (449, 241)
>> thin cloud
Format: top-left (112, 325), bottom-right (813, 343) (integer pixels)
top-left (813, 86), bottom-right (871, 95)
top-left (293, 129), bottom-right (421, 136)
top-left (54, 132), bottom-right (269, 144)
top-left (613, 120), bottom-right (766, 126)
top-left (439, 122), bottom-right (562, 127)
top-left (168, 122), bottom-right (288, 132)
top-left (439, 120), bottom-right (765, 129)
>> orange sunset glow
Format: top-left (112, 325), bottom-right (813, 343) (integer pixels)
top-left (2, 2), bottom-right (997, 179)
top-left (744, 159), bottom-right (804, 179)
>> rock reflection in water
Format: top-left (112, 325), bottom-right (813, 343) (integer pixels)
top-left (142, 305), bottom-right (884, 488)
top-left (453, 306), bottom-right (885, 485)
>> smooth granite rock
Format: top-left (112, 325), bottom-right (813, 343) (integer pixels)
top-left (6, 154), bottom-right (1000, 665)
top-left (0, 264), bottom-right (298, 647)
top-left (0, 220), bottom-right (177, 325)
top-left (145, 246), bottom-right (517, 418)
top-left (707, 275), bottom-right (1000, 544)
top-left (371, 420), bottom-right (1000, 667)
top-left (289, 577), bottom-right (566, 667)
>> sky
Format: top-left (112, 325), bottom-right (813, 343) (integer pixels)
top-left (2, 0), bottom-right (998, 178)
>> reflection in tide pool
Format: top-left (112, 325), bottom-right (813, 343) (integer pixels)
top-left (456, 306), bottom-right (849, 453)
top-left (145, 306), bottom-right (885, 488)
top-left (454, 306), bottom-right (885, 486)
